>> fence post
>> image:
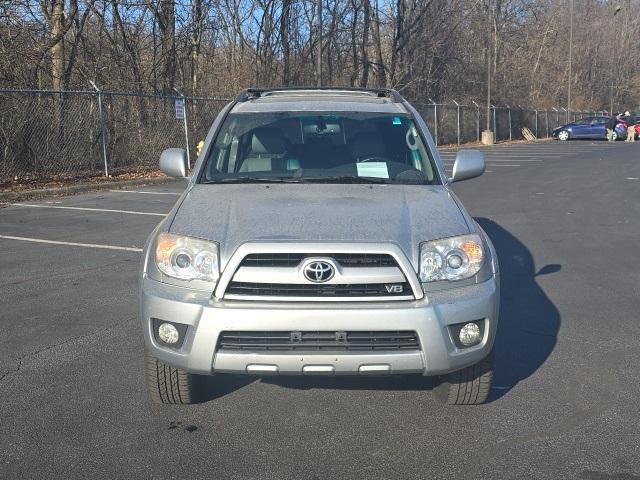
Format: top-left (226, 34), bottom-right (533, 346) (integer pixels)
top-left (174, 88), bottom-right (191, 167)
top-left (545, 110), bottom-right (549, 137)
top-left (534, 110), bottom-right (538, 138)
top-left (89, 80), bottom-right (109, 177)
top-left (453, 100), bottom-right (461, 145)
top-left (429, 98), bottom-right (438, 146)
top-left (492, 104), bottom-right (496, 141)
top-left (472, 101), bottom-right (480, 142)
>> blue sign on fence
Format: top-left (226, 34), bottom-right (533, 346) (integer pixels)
top-left (175, 99), bottom-right (185, 120)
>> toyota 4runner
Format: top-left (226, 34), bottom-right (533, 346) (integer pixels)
top-left (141, 88), bottom-right (499, 405)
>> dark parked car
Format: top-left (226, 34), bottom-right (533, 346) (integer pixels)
top-left (552, 116), bottom-right (627, 141)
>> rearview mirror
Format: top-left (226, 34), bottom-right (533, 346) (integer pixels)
top-left (160, 148), bottom-right (189, 178)
top-left (451, 150), bottom-right (485, 182)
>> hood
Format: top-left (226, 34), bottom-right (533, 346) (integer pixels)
top-left (169, 183), bottom-right (470, 268)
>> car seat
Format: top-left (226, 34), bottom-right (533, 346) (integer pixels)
top-left (239, 128), bottom-right (300, 172)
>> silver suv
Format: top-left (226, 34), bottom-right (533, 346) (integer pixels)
top-left (141, 88), bottom-right (499, 405)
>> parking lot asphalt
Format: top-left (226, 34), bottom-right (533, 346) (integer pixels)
top-left (1, 141), bottom-right (640, 479)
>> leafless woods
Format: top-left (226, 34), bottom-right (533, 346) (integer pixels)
top-left (1, 0), bottom-right (639, 109)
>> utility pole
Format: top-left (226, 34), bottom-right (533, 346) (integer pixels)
top-left (610, 3), bottom-right (623, 115)
top-left (317, 0), bottom-right (322, 87)
top-left (486, 0), bottom-right (492, 132)
top-left (567, 0), bottom-right (573, 122)
top-left (482, 0), bottom-right (494, 145)
top-left (610, 84), bottom-right (614, 114)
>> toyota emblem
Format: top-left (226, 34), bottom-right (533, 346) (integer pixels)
top-left (303, 260), bottom-right (335, 283)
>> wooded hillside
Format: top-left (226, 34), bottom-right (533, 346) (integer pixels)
top-left (2, 1), bottom-right (639, 110)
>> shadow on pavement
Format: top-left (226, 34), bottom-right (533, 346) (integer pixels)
top-left (475, 217), bottom-right (561, 402)
top-left (195, 375), bottom-right (255, 403)
top-left (263, 373), bottom-right (435, 392)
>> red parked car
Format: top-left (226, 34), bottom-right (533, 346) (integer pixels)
top-left (632, 116), bottom-right (640, 139)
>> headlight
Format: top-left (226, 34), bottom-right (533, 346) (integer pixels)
top-left (155, 232), bottom-right (219, 283)
top-left (419, 234), bottom-right (484, 282)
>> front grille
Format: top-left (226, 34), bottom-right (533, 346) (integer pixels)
top-left (226, 281), bottom-right (410, 297)
top-left (217, 330), bottom-right (420, 351)
top-left (240, 253), bottom-right (305, 267)
top-left (239, 253), bottom-right (398, 268)
top-left (331, 253), bottom-right (397, 267)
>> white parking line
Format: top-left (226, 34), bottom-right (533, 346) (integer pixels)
top-left (108, 189), bottom-right (181, 196)
top-left (439, 153), bottom-right (575, 157)
top-left (439, 146), bottom-right (601, 151)
top-left (443, 159), bottom-right (542, 163)
top-left (440, 150), bottom-right (568, 157)
top-left (0, 235), bottom-right (142, 252)
top-left (481, 164), bottom-right (521, 167)
top-left (4, 203), bottom-right (166, 217)
top-left (442, 157), bottom-right (545, 163)
top-left (444, 163), bottom-right (521, 167)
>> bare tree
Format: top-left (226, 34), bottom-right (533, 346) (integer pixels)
top-left (0, 0), bottom-right (638, 110)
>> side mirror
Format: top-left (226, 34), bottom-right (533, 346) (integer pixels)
top-left (160, 148), bottom-right (189, 178)
top-left (451, 149), bottom-right (485, 182)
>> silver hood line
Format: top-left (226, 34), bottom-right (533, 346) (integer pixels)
top-left (168, 183), bottom-right (471, 268)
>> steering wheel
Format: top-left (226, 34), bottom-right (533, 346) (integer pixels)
top-left (359, 156), bottom-right (391, 163)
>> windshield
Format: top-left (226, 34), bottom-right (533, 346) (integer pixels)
top-left (199, 111), bottom-right (438, 185)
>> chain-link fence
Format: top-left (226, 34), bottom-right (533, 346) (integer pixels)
top-left (0, 89), bottom-right (230, 181)
top-left (0, 89), bottom-right (607, 181)
top-left (412, 101), bottom-right (607, 146)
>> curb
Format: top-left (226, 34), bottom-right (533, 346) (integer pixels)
top-left (0, 176), bottom-right (171, 202)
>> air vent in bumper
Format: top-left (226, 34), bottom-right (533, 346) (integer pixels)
top-left (217, 331), bottom-right (420, 351)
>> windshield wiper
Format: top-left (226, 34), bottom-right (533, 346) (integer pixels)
top-left (288, 175), bottom-right (395, 184)
top-left (201, 177), bottom-right (301, 184)
top-left (202, 175), bottom-right (395, 184)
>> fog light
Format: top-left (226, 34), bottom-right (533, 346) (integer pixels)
top-left (158, 322), bottom-right (179, 344)
top-left (459, 322), bottom-right (481, 346)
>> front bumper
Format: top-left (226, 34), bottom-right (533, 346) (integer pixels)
top-left (141, 274), bottom-right (499, 377)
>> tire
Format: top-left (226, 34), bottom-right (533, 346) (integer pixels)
top-left (435, 351), bottom-right (494, 405)
top-left (611, 131), bottom-right (618, 141)
top-left (144, 349), bottom-right (201, 404)
top-left (557, 130), bottom-right (570, 141)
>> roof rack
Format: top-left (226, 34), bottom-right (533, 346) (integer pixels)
top-left (234, 87), bottom-right (404, 103)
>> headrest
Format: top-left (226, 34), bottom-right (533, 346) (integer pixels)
top-left (251, 128), bottom-right (287, 155)
top-left (349, 132), bottom-right (385, 160)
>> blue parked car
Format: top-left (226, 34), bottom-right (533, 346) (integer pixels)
top-left (552, 116), bottom-right (627, 141)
